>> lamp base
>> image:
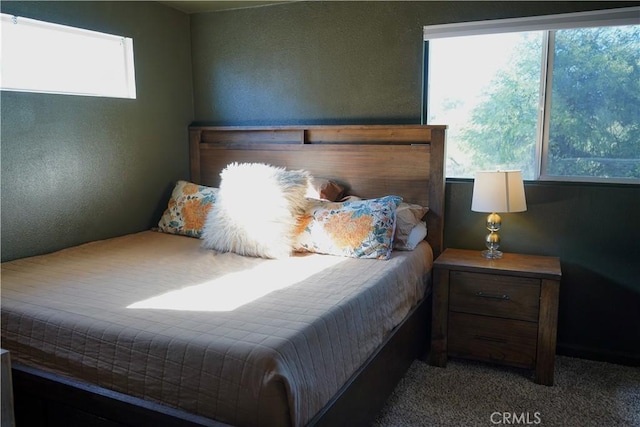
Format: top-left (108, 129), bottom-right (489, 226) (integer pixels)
top-left (481, 249), bottom-right (503, 259)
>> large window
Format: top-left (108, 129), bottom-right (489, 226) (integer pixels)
top-left (1, 13), bottom-right (136, 99)
top-left (424, 7), bottom-right (639, 183)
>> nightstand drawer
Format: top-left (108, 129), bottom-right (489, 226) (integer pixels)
top-left (449, 271), bottom-right (540, 321)
top-left (448, 312), bottom-right (538, 368)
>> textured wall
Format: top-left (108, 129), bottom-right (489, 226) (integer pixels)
top-left (190, 1), bottom-right (634, 125)
top-left (1, 1), bottom-right (194, 261)
top-left (190, 1), bottom-right (640, 363)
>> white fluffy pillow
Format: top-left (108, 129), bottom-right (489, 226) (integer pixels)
top-left (200, 163), bottom-right (310, 259)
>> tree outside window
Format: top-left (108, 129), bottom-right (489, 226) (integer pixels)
top-left (427, 23), bottom-right (639, 182)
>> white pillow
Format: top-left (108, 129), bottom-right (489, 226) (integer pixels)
top-left (393, 202), bottom-right (429, 249)
top-left (395, 221), bottom-right (427, 251)
top-left (200, 163), bottom-right (310, 259)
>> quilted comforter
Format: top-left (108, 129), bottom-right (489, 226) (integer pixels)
top-left (1, 231), bottom-right (432, 426)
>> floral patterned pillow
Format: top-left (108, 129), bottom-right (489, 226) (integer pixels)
top-left (157, 180), bottom-right (218, 238)
top-left (293, 195), bottom-right (402, 260)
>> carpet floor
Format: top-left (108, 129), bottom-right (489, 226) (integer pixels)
top-left (373, 356), bottom-right (639, 426)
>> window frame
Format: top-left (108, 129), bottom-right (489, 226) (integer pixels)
top-left (422, 7), bottom-right (640, 184)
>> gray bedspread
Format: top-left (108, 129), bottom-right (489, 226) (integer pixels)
top-left (1, 231), bottom-right (432, 426)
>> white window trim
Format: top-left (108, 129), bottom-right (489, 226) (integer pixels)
top-left (423, 7), bottom-right (640, 184)
top-left (423, 6), bottom-right (639, 40)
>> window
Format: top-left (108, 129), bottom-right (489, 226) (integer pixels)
top-left (424, 7), bottom-right (639, 183)
top-left (1, 13), bottom-right (136, 99)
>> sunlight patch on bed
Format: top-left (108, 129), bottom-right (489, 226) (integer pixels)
top-left (127, 254), bottom-right (345, 311)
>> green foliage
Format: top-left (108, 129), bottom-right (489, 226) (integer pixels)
top-left (548, 26), bottom-right (640, 178)
top-left (461, 26), bottom-right (640, 180)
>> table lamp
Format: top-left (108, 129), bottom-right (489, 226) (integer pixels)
top-left (471, 170), bottom-right (527, 259)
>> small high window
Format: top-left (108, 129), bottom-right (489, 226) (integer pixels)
top-left (1, 13), bottom-right (136, 99)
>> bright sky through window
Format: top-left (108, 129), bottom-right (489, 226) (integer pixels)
top-left (1, 13), bottom-right (136, 98)
top-left (427, 32), bottom-right (542, 179)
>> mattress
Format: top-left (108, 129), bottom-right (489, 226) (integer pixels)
top-left (1, 231), bottom-right (433, 426)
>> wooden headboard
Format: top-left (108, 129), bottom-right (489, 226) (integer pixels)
top-left (189, 125), bottom-right (447, 257)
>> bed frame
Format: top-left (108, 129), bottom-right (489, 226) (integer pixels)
top-left (11, 124), bottom-right (446, 427)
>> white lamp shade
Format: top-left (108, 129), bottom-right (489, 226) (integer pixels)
top-left (471, 170), bottom-right (527, 213)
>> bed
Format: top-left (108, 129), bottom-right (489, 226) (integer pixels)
top-left (2, 124), bottom-right (446, 427)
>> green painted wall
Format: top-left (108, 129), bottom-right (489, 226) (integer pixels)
top-left (190, 1), bottom-right (640, 363)
top-left (1, 1), bottom-right (194, 261)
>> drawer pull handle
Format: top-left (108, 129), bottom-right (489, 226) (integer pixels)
top-left (476, 292), bottom-right (510, 300)
top-left (475, 335), bottom-right (508, 343)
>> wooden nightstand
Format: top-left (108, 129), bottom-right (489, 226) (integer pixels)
top-left (429, 248), bottom-right (561, 385)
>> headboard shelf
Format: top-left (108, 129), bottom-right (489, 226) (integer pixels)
top-left (194, 124), bottom-right (447, 145)
top-left (189, 124), bottom-right (447, 256)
